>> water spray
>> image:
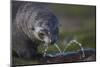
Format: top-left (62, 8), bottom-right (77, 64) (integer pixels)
top-left (43, 43), bottom-right (48, 57)
top-left (43, 39), bottom-right (85, 58)
top-left (63, 39), bottom-right (85, 58)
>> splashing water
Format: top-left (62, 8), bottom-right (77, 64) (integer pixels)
top-left (43, 43), bottom-right (48, 57)
top-left (43, 39), bottom-right (85, 58)
top-left (63, 40), bottom-right (85, 58)
top-left (54, 43), bottom-right (62, 54)
top-left (43, 43), bottom-right (62, 57)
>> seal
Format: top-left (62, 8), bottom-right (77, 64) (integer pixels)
top-left (12, 1), bottom-right (59, 59)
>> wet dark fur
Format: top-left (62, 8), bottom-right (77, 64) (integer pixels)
top-left (12, 1), bottom-right (59, 59)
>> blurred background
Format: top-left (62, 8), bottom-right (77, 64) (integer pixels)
top-left (13, 2), bottom-right (96, 65)
top-left (38, 2), bottom-right (96, 54)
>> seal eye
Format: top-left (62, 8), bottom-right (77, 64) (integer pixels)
top-left (39, 32), bottom-right (45, 36)
top-left (38, 32), bottom-right (45, 39)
